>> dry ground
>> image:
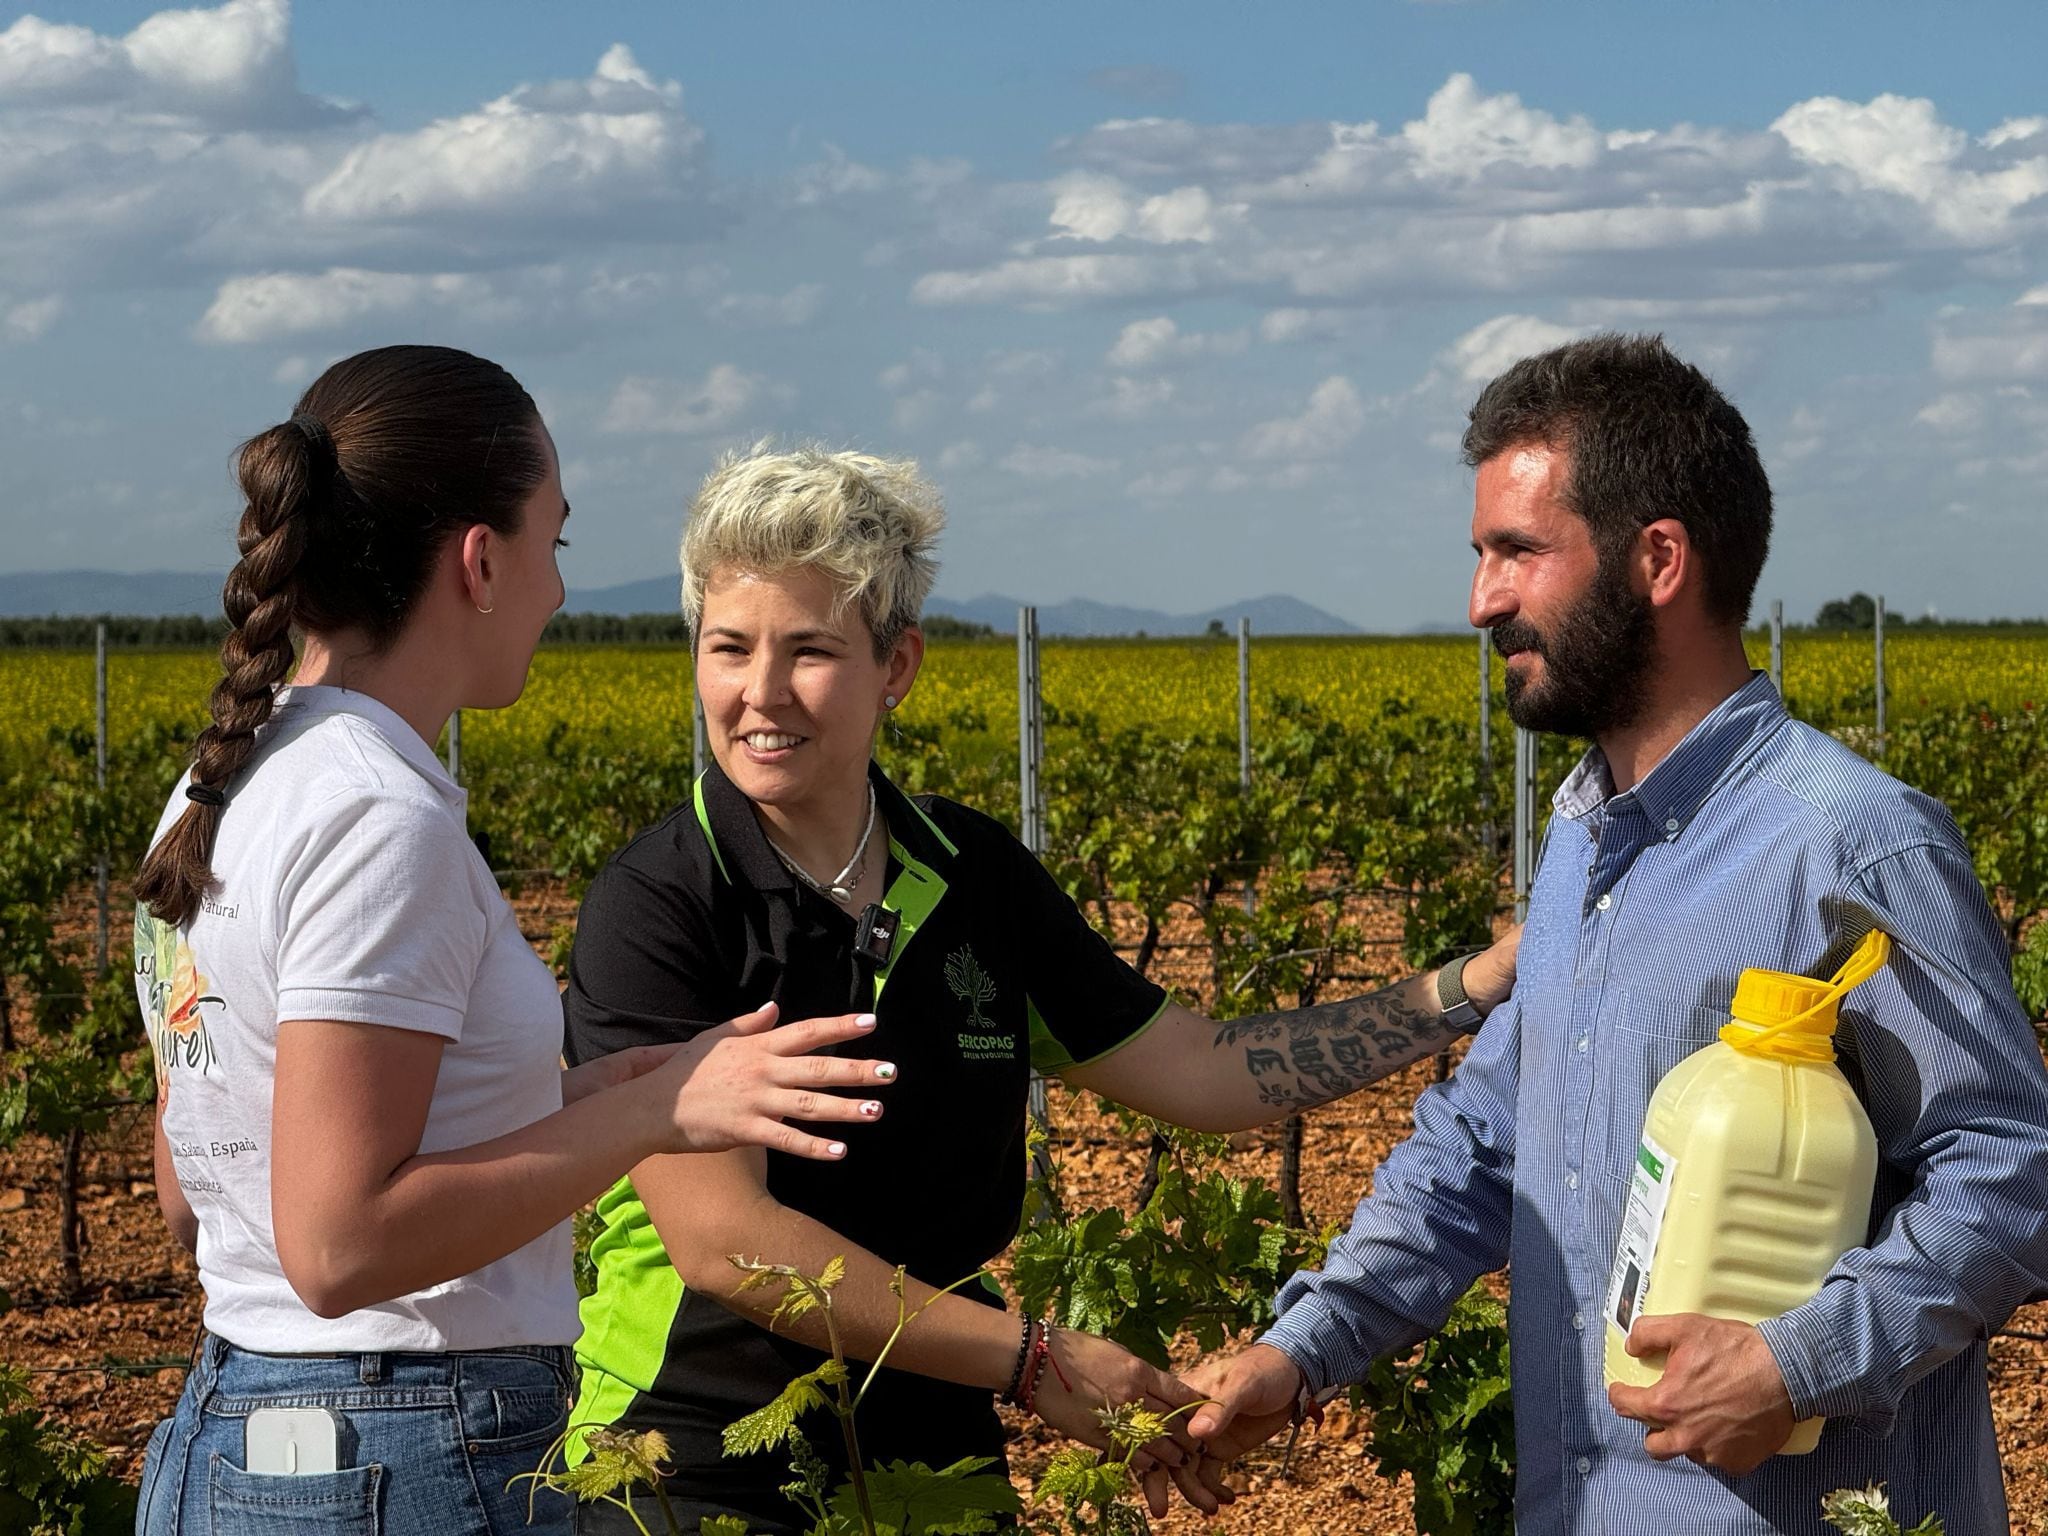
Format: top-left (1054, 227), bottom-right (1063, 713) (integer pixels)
top-left (4, 879), bottom-right (2044, 1534)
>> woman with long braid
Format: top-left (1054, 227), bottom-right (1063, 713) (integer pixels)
top-left (130, 346), bottom-right (895, 1535)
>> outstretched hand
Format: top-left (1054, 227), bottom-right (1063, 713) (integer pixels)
top-left (1027, 1329), bottom-right (1223, 1515)
top-left (572, 1003), bottom-right (898, 1161)
top-left (1185, 1344), bottom-right (1305, 1449)
top-left (1133, 1344), bottom-right (1305, 1518)
top-left (1606, 1313), bottom-right (1796, 1476)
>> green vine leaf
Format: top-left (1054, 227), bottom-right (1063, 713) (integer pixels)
top-left (828, 1457), bottom-right (1018, 1536)
top-left (720, 1360), bottom-right (847, 1459)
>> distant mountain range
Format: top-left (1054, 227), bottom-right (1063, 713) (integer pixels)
top-left (919, 592), bottom-right (1359, 638)
top-left (0, 570), bottom-right (229, 618)
top-left (560, 577), bottom-right (1358, 636)
top-left (1, 570), bottom-right (1363, 637)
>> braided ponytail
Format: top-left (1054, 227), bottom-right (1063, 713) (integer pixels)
top-left (135, 345), bottom-right (545, 926)
top-left (135, 421), bottom-right (324, 924)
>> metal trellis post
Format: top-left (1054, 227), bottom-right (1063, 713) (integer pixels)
top-left (1513, 725), bottom-right (1537, 924)
top-left (445, 709), bottom-right (461, 782)
top-left (94, 623), bottom-right (108, 978)
top-left (1478, 628), bottom-right (1494, 861)
top-left (1769, 599), bottom-right (1783, 697)
top-left (1018, 607), bottom-right (1045, 856)
top-left (1874, 594), bottom-right (1887, 758)
top-left (1017, 607), bottom-right (1052, 1182)
top-left (1238, 617), bottom-right (1254, 916)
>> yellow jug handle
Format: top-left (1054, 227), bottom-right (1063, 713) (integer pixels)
top-left (1825, 926), bottom-right (1891, 994)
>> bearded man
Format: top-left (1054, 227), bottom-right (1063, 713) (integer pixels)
top-left (1183, 335), bottom-right (2048, 1534)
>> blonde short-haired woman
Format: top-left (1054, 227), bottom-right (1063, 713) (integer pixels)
top-left (563, 445), bottom-right (1519, 1533)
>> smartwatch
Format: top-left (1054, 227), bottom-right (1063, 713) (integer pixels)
top-left (1436, 952), bottom-right (1485, 1033)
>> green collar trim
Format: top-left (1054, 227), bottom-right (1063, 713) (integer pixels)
top-left (901, 796), bottom-right (961, 859)
top-left (692, 774), bottom-right (732, 885)
top-left (873, 835), bottom-right (947, 1004)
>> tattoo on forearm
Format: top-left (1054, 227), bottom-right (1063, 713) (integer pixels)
top-left (1213, 972), bottom-right (1456, 1111)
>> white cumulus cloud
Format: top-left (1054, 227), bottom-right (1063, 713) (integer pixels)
top-left (0, 0), bottom-right (341, 124)
top-left (600, 364), bottom-right (761, 435)
top-left (1048, 174), bottom-right (1225, 244)
top-left (1050, 173), bottom-right (1134, 241)
top-left (1442, 314), bottom-right (1585, 383)
top-left (1105, 316), bottom-right (1249, 368)
top-left (1774, 92), bottom-right (2048, 240)
top-left (919, 75), bottom-right (2048, 323)
top-left (305, 45), bottom-right (705, 226)
top-left (0, 15), bottom-right (128, 100)
top-left (196, 267), bottom-right (495, 343)
top-left (1243, 376), bottom-right (1367, 459)
top-left (1400, 73), bottom-right (1604, 179)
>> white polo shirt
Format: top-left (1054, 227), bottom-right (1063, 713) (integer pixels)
top-left (135, 685), bottom-right (579, 1352)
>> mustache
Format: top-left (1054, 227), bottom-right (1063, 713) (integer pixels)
top-left (1490, 620), bottom-right (1543, 659)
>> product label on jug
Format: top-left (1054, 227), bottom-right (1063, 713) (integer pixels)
top-left (1605, 1133), bottom-right (1678, 1339)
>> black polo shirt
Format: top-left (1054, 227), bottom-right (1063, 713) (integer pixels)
top-left (562, 760), bottom-right (1166, 1533)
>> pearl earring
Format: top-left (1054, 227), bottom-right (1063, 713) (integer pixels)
top-left (884, 695), bottom-right (898, 710)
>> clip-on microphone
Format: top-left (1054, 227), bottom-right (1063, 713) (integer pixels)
top-left (854, 904), bottom-right (896, 968)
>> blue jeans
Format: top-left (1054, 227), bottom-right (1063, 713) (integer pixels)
top-left (136, 1333), bottom-right (576, 1535)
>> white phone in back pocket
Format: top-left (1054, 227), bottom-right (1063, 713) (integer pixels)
top-left (244, 1406), bottom-right (340, 1475)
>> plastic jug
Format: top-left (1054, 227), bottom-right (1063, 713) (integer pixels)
top-left (1602, 929), bottom-right (1889, 1456)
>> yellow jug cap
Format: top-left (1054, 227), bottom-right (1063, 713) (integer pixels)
top-left (1720, 928), bottom-right (1891, 1063)
top-left (1731, 969), bottom-right (1842, 1034)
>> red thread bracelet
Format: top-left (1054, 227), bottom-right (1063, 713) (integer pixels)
top-left (1043, 1325), bottom-right (1074, 1395)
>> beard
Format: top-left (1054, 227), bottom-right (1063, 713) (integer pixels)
top-left (1492, 555), bottom-right (1656, 737)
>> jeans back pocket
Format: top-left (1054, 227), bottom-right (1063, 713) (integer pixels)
top-left (207, 1452), bottom-right (382, 1535)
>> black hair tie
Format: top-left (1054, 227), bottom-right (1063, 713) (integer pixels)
top-left (185, 782), bottom-right (227, 808)
top-left (289, 413), bottom-right (336, 472)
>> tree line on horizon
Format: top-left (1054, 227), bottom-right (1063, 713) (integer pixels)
top-left (0, 601), bottom-right (2036, 650)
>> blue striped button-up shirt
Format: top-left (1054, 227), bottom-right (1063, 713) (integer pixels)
top-left (1264, 672), bottom-right (2048, 1534)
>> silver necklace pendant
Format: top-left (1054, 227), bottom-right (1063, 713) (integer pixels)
top-left (770, 785), bottom-right (878, 907)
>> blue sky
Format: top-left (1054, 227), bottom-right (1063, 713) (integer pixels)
top-left (3, 1), bottom-right (2046, 627)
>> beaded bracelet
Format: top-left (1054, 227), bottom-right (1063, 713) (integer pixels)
top-left (1015, 1323), bottom-right (1053, 1414)
top-left (1001, 1315), bottom-right (1036, 1404)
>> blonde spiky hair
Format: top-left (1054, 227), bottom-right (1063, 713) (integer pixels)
top-left (680, 444), bottom-right (945, 656)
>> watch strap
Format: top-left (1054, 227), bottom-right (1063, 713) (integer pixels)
top-left (1436, 951), bottom-right (1485, 1032)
